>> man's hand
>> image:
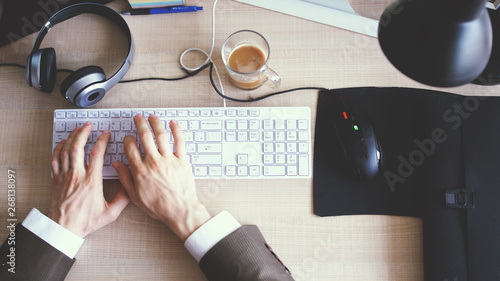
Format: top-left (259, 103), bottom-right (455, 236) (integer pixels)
top-left (49, 122), bottom-right (130, 237)
top-left (113, 114), bottom-right (212, 241)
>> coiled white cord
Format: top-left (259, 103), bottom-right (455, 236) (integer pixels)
top-left (178, 0), bottom-right (227, 107)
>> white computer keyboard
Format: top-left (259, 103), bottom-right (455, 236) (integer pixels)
top-left (52, 107), bottom-right (312, 179)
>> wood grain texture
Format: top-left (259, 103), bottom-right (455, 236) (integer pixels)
top-left (1, 0), bottom-right (497, 280)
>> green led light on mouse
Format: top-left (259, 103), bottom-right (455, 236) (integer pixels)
top-left (353, 125), bottom-right (359, 131)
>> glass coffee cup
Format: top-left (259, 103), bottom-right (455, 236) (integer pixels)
top-left (221, 30), bottom-right (281, 90)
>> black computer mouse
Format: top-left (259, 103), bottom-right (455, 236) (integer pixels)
top-left (331, 96), bottom-right (383, 181)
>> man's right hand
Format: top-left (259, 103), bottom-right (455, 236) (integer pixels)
top-left (113, 114), bottom-right (212, 242)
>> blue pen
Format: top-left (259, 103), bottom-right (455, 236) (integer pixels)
top-left (121, 6), bottom-right (203, 15)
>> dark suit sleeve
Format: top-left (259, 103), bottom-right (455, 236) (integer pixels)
top-left (199, 225), bottom-right (294, 281)
top-left (0, 224), bottom-right (75, 281)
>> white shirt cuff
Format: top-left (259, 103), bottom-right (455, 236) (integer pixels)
top-left (184, 211), bottom-right (241, 263)
top-left (22, 208), bottom-right (84, 259)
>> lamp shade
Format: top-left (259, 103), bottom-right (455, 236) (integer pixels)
top-left (378, 0), bottom-right (493, 87)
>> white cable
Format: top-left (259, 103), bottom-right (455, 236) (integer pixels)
top-left (179, 0), bottom-right (226, 107)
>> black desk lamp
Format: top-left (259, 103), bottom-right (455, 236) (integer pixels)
top-left (378, 0), bottom-right (493, 87)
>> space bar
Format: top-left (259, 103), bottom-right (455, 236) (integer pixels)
top-left (103, 167), bottom-right (119, 178)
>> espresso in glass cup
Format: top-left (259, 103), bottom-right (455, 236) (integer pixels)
top-left (222, 30), bottom-right (281, 90)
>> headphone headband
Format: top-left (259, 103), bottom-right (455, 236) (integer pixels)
top-left (28, 3), bottom-right (134, 107)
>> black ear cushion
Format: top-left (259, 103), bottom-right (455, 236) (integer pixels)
top-left (60, 65), bottom-right (105, 98)
top-left (39, 48), bottom-right (57, 93)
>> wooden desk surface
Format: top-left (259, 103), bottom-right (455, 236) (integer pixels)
top-left (0, 0), bottom-right (497, 280)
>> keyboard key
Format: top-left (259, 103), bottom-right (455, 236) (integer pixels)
top-left (194, 132), bottom-right (205, 142)
top-left (110, 121), bottom-right (120, 131)
top-left (111, 154), bottom-right (121, 163)
top-left (275, 143), bottom-right (285, 153)
top-left (166, 110), bottom-right (176, 117)
top-left (189, 110), bottom-right (200, 117)
top-left (212, 109), bottom-right (223, 117)
top-left (154, 111), bottom-right (165, 117)
top-left (298, 131), bottom-right (309, 141)
top-left (201, 120), bottom-right (222, 130)
top-left (177, 120), bottom-right (188, 130)
top-left (237, 120), bottom-right (248, 130)
top-left (226, 109), bottom-right (236, 117)
top-left (121, 121), bottom-right (132, 131)
top-left (249, 166), bottom-right (260, 176)
top-left (67, 121), bottom-right (76, 132)
top-left (286, 143), bottom-right (297, 153)
top-left (185, 143), bottom-right (196, 153)
top-left (287, 131), bottom-right (297, 141)
top-left (192, 155), bottom-right (222, 165)
top-left (249, 132), bottom-right (260, 142)
top-left (54, 133), bottom-right (69, 143)
top-left (263, 120), bottom-right (273, 130)
top-left (263, 143), bottom-right (274, 153)
top-left (106, 144), bottom-right (117, 154)
top-left (237, 109), bottom-right (247, 117)
top-left (237, 154), bottom-right (248, 165)
top-left (275, 131), bottom-right (285, 141)
top-left (225, 132), bottom-right (236, 142)
top-left (117, 143), bottom-right (125, 154)
top-left (249, 120), bottom-right (259, 130)
top-left (298, 154), bottom-right (309, 176)
top-left (298, 120), bottom-right (308, 130)
top-left (275, 119), bottom-right (285, 130)
top-left (184, 132), bottom-right (194, 142)
top-left (263, 155), bottom-right (273, 164)
top-left (198, 143), bottom-right (222, 153)
top-left (225, 165), bottom-right (236, 176)
top-left (206, 132), bottom-right (222, 142)
top-left (298, 143), bottom-right (309, 153)
top-left (237, 132), bottom-right (248, 142)
top-left (226, 120), bottom-right (236, 130)
top-left (99, 121), bottom-right (110, 131)
top-left (55, 121), bottom-right (65, 132)
top-left (91, 121), bottom-right (98, 131)
top-left (201, 109), bottom-right (211, 117)
top-left (194, 166), bottom-right (208, 177)
top-left (276, 154), bottom-right (286, 164)
top-left (249, 109), bottom-right (260, 117)
top-left (104, 155), bottom-right (111, 166)
top-left (263, 131), bottom-right (273, 142)
top-left (209, 166), bottom-right (222, 176)
top-left (287, 166), bottom-right (298, 176)
top-left (189, 120), bottom-right (200, 131)
top-left (264, 166), bottom-right (286, 176)
top-left (237, 166), bottom-right (248, 176)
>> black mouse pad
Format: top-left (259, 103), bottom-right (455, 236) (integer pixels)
top-left (313, 87), bottom-right (462, 217)
top-left (314, 87), bottom-right (500, 281)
